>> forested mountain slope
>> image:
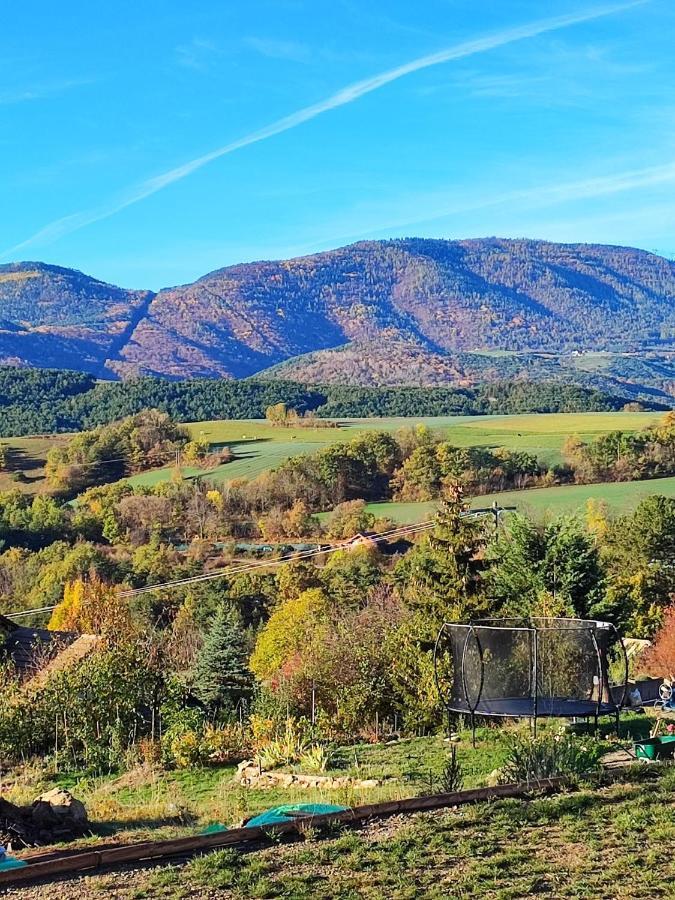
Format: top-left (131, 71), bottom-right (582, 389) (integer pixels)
top-left (0, 262), bottom-right (153, 374)
top-left (1, 239), bottom-right (674, 381)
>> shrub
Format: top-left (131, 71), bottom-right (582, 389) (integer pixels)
top-left (254, 719), bottom-right (310, 769)
top-left (499, 731), bottom-right (606, 783)
top-left (438, 744), bottom-right (463, 793)
top-left (201, 724), bottom-right (250, 764)
top-left (298, 744), bottom-right (333, 773)
top-left (167, 730), bottom-right (204, 769)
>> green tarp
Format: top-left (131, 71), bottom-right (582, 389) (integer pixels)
top-left (200, 802), bottom-right (349, 835)
top-left (245, 803), bottom-right (348, 828)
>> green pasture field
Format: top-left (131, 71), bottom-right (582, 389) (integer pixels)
top-left (360, 475), bottom-right (675, 523)
top-left (0, 411), bottom-right (662, 495)
top-left (126, 410), bottom-right (662, 490)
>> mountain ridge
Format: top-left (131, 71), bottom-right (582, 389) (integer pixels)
top-left (1, 238), bottom-right (674, 388)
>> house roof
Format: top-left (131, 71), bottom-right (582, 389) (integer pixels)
top-left (0, 613), bottom-right (79, 677)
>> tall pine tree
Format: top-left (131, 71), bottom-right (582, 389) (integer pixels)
top-left (192, 604), bottom-right (253, 717)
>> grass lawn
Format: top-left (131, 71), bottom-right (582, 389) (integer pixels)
top-left (6, 728), bottom-right (672, 898)
top-left (3, 717), bottom-right (653, 847)
top-left (3, 730), bottom-right (512, 848)
top-left (146, 768), bottom-right (674, 899)
top-left (361, 475), bottom-right (675, 523)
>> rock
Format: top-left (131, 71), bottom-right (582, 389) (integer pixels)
top-left (485, 769), bottom-right (503, 787)
top-left (234, 763), bottom-right (260, 785)
top-left (1, 790), bottom-right (88, 849)
top-left (30, 801), bottom-right (60, 828)
top-left (32, 788), bottom-right (88, 828)
top-left (359, 779), bottom-right (379, 788)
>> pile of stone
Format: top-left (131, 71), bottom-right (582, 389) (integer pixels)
top-left (0, 788), bottom-right (88, 849)
top-left (235, 760), bottom-right (380, 790)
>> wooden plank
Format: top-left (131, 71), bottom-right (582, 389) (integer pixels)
top-left (0, 777), bottom-right (568, 887)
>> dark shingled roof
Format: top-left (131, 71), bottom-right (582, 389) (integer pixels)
top-left (0, 613), bottom-right (78, 677)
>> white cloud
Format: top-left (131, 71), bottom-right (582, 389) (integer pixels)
top-left (245, 37), bottom-right (310, 63)
top-left (175, 39), bottom-right (218, 72)
top-left (0, 77), bottom-right (93, 105)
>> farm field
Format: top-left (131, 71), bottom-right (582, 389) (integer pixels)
top-left (0, 410), bottom-right (662, 495)
top-left (128, 410), bottom-right (661, 489)
top-left (0, 433), bottom-right (70, 494)
top-left (362, 475), bottom-right (675, 523)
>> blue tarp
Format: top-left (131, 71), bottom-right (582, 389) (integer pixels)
top-left (0, 854), bottom-right (28, 872)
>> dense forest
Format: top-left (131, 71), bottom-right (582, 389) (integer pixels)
top-left (0, 366), bottom-right (652, 437)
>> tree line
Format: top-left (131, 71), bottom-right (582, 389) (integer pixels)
top-left (0, 365), bottom-right (653, 438)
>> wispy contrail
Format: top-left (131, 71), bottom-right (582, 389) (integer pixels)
top-left (285, 159), bottom-right (675, 254)
top-left (1, 0), bottom-right (647, 259)
top-left (373, 161), bottom-right (675, 234)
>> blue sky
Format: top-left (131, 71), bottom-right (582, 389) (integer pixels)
top-left (1, 0), bottom-right (674, 288)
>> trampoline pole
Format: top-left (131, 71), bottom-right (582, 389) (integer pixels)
top-left (471, 712), bottom-right (476, 748)
top-left (532, 628), bottom-right (538, 740)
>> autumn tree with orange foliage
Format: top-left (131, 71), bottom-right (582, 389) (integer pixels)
top-left (641, 606), bottom-right (675, 678)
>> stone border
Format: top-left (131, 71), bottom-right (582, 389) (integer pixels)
top-left (234, 760), bottom-right (380, 790)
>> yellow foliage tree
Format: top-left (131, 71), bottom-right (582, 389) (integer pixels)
top-left (585, 498), bottom-right (609, 543)
top-left (48, 577), bottom-right (85, 631)
top-left (206, 489), bottom-right (223, 511)
top-left (250, 588), bottom-right (328, 683)
top-left (48, 574), bottom-right (135, 641)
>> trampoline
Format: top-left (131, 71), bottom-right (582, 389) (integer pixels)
top-left (434, 617), bottom-right (628, 740)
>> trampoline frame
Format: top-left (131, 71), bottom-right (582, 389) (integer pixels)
top-left (434, 617), bottom-right (629, 744)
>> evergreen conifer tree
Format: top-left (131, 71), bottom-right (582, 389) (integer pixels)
top-left (192, 604), bottom-right (252, 717)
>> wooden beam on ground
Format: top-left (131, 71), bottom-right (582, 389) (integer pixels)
top-left (0, 777), bottom-right (568, 887)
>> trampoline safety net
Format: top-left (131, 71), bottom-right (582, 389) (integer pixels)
top-left (434, 617), bottom-right (628, 726)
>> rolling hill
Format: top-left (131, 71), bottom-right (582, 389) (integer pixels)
top-left (1, 239), bottom-right (674, 388)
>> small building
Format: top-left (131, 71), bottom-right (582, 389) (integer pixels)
top-left (0, 614), bottom-right (98, 682)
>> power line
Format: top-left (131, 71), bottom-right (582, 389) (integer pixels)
top-left (104, 505), bottom-right (506, 597)
top-left (2, 604), bottom-right (60, 620)
top-left (2, 506), bottom-right (516, 619)
top-left (1, 519), bottom-right (437, 619)
top-left (119, 519), bottom-right (438, 597)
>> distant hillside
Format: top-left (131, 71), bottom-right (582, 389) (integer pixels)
top-left (263, 341), bottom-right (675, 404)
top-left (1, 239), bottom-right (674, 383)
top-left (0, 262), bottom-right (153, 375)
